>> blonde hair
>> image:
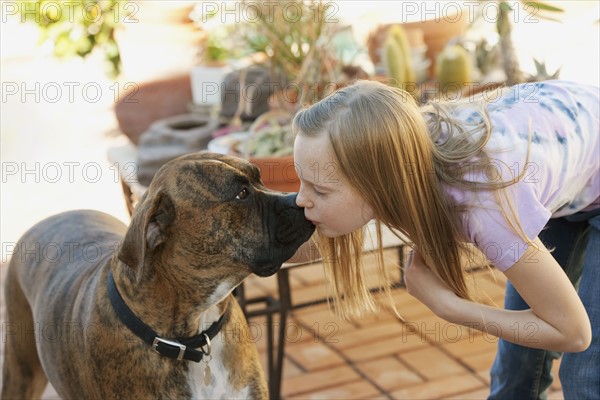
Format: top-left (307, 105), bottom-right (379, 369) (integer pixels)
top-left (292, 80), bottom-right (530, 319)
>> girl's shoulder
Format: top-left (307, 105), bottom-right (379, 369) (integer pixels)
top-left (424, 80), bottom-right (598, 140)
top-left (487, 80), bottom-right (598, 114)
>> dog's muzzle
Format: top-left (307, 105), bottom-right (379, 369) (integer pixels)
top-left (250, 193), bottom-right (315, 277)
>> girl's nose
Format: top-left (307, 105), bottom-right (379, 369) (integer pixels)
top-left (295, 186), bottom-right (313, 209)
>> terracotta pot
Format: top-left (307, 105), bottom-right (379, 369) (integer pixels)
top-left (208, 131), bottom-right (300, 193)
top-left (367, 13), bottom-right (469, 81)
top-left (404, 16), bottom-right (469, 76)
top-left (114, 74), bottom-right (193, 144)
top-left (245, 110), bottom-right (300, 192)
top-left (249, 154), bottom-right (300, 193)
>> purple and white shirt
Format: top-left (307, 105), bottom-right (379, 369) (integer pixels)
top-left (441, 80), bottom-right (599, 270)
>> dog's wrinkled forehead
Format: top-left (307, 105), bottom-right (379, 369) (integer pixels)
top-left (151, 152), bottom-right (262, 202)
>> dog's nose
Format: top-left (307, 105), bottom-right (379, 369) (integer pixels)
top-left (285, 193), bottom-right (314, 211)
top-left (270, 192), bottom-right (297, 213)
top-left (281, 193), bottom-right (300, 209)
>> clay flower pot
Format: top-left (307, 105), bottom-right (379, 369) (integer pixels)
top-left (242, 110), bottom-right (300, 192)
top-left (208, 110), bottom-right (301, 193)
top-left (248, 154), bottom-right (300, 193)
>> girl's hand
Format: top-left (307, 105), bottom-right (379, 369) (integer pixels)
top-left (403, 250), bottom-right (458, 319)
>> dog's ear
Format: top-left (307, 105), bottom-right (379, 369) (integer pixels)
top-left (118, 190), bottom-right (176, 280)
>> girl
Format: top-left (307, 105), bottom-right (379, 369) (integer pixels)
top-left (292, 79), bottom-right (598, 399)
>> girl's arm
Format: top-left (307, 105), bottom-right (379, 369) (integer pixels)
top-left (404, 237), bottom-right (591, 352)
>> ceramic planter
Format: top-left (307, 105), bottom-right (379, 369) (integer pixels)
top-left (248, 154), bottom-right (300, 193)
top-left (207, 131), bottom-right (301, 193)
top-left (190, 64), bottom-right (232, 107)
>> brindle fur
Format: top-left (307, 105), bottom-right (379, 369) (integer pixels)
top-left (2, 152), bottom-right (314, 399)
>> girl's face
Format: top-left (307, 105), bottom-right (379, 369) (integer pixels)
top-left (294, 133), bottom-right (374, 238)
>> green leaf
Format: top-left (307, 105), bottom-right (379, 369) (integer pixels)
top-left (499, 1), bottom-right (513, 13)
top-left (523, 1), bottom-right (564, 13)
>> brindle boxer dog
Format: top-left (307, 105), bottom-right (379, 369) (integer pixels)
top-left (1, 152), bottom-right (314, 399)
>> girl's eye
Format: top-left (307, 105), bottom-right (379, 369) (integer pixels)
top-left (236, 188), bottom-right (249, 200)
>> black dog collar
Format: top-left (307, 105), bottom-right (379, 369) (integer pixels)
top-left (107, 271), bottom-right (230, 363)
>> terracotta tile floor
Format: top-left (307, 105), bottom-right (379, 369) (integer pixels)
top-left (244, 248), bottom-right (566, 399)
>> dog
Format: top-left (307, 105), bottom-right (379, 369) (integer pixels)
top-left (1, 152), bottom-right (315, 399)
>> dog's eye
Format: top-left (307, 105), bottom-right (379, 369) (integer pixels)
top-left (236, 187), bottom-right (249, 200)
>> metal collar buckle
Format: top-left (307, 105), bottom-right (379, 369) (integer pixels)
top-left (153, 337), bottom-right (186, 361)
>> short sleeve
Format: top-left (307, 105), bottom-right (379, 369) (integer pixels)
top-left (464, 181), bottom-right (552, 271)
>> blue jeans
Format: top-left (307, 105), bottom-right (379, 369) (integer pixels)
top-left (489, 212), bottom-right (600, 400)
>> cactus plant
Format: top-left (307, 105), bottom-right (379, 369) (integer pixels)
top-left (383, 24), bottom-right (415, 88)
top-left (384, 38), bottom-right (405, 88)
top-left (435, 44), bottom-right (472, 93)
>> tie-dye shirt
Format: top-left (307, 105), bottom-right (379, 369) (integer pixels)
top-left (442, 80), bottom-right (599, 270)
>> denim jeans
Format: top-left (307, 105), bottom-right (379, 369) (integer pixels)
top-left (489, 212), bottom-right (600, 400)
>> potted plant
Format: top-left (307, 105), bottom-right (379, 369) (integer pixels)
top-left (218, 0), bottom-right (344, 192)
top-left (188, 35), bottom-right (233, 110)
top-left (188, 7), bottom-right (244, 111)
top-left (234, 110), bottom-right (298, 192)
top-left (492, 0), bottom-right (564, 85)
top-left (206, 1), bottom-right (372, 192)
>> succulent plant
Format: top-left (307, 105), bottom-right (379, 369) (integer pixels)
top-left (532, 58), bottom-right (561, 81)
top-left (435, 44), bottom-right (472, 92)
top-left (383, 24), bottom-right (415, 88)
top-left (493, 1), bottom-right (564, 85)
top-left (242, 0), bottom-right (340, 108)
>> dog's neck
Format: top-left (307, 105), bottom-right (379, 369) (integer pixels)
top-left (111, 261), bottom-right (240, 338)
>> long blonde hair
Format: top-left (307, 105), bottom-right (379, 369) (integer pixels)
top-left (292, 80), bottom-right (529, 319)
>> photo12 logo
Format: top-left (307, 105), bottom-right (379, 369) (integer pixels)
top-left (2, 240), bottom-right (120, 264)
top-left (1, 161), bottom-right (139, 184)
top-left (393, 1), bottom-right (545, 24)
top-left (1, 82), bottom-right (139, 104)
top-left (1, 1), bottom-right (139, 25)
top-left (196, 1), bottom-right (339, 24)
